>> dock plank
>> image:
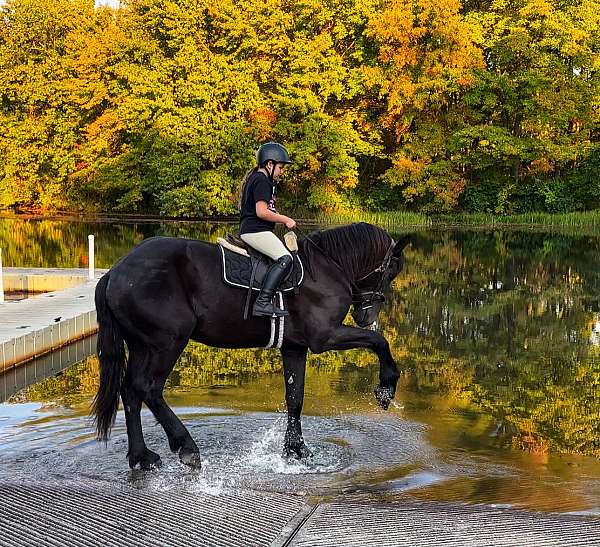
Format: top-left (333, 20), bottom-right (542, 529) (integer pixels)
top-left (0, 269), bottom-right (107, 372)
top-left (0, 483), bottom-right (598, 547)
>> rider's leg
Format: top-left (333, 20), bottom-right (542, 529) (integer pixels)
top-left (239, 231), bottom-right (293, 317)
top-left (252, 255), bottom-right (293, 316)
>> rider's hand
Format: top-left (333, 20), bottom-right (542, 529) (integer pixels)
top-left (284, 217), bottom-right (296, 230)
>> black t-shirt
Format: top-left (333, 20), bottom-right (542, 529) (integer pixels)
top-left (239, 171), bottom-right (277, 234)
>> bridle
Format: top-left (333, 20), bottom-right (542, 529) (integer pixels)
top-left (295, 226), bottom-right (396, 314)
top-left (351, 241), bottom-right (397, 313)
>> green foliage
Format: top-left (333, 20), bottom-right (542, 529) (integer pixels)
top-left (0, 0), bottom-right (598, 214)
top-left (452, 0), bottom-right (600, 213)
top-left (158, 168), bottom-right (238, 217)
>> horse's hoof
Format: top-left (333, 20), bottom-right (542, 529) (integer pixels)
top-left (298, 444), bottom-right (313, 459)
top-left (179, 449), bottom-right (202, 469)
top-left (374, 385), bottom-right (394, 410)
top-left (129, 448), bottom-right (162, 470)
top-left (284, 442), bottom-right (313, 460)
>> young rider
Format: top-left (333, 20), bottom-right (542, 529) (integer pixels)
top-left (239, 142), bottom-right (296, 317)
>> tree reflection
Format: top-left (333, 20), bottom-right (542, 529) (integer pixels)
top-left (385, 230), bottom-right (600, 455)
top-left (0, 218), bottom-right (234, 268)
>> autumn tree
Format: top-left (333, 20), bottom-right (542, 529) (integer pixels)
top-left (364, 0), bottom-right (484, 212)
top-left (456, 0), bottom-right (600, 213)
top-left (0, 0), bottom-right (94, 209)
top-left (0, 0), bottom-right (598, 214)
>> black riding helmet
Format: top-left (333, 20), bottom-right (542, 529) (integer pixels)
top-left (256, 142), bottom-right (292, 167)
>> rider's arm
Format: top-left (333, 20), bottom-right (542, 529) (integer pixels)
top-left (256, 201), bottom-right (292, 225)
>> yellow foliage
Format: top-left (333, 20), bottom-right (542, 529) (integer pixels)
top-left (367, 0), bottom-right (483, 129)
top-left (393, 154), bottom-right (426, 177)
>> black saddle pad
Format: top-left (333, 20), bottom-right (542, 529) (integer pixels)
top-left (218, 246), bottom-right (304, 292)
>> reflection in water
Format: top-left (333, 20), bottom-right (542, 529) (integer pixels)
top-left (389, 230), bottom-right (600, 457)
top-left (3, 291), bottom-right (37, 302)
top-left (1, 220), bottom-right (600, 512)
top-left (1, 354), bottom-right (599, 513)
top-left (0, 336), bottom-right (97, 403)
top-left (0, 216), bottom-right (235, 269)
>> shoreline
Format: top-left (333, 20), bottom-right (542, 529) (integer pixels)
top-left (2, 208), bottom-right (600, 231)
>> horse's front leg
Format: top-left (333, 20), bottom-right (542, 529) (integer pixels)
top-left (314, 325), bottom-right (399, 409)
top-left (280, 345), bottom-right (312, 459)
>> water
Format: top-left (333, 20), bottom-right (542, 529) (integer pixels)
top-left (2, 361), bottom-right (599, 513)
top-left (3, 291), bottom-right (37, 302)
top-left (1, 217), bottom-right (599, 514)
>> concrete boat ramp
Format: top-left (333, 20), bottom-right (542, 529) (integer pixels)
top-left (0, 268), bottom-right (106, 372)
top-left (0, 482), bottom-right (598, 547)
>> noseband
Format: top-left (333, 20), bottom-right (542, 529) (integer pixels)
top-left (352, 241), bottom-right (396, 313)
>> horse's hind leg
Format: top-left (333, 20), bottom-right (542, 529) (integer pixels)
top-left (121, 349), bottom-right (161, 469)
top-left (145, 386), bottom-right (201, 468)
top-left (143, 342), bottom-right (201, 468)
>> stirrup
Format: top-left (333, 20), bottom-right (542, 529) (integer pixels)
top-left (252, 294), bottom-right (289, 317)
top-left (252, 304), bottom-right (289, 318)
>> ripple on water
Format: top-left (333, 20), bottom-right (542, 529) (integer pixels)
top-left (0, 406), bottom-right (442, 496)
top-left (1, 402), bottom-right (597, 513)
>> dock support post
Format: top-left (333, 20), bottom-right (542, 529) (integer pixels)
top-left (88, 235), bottom-right (95, 280)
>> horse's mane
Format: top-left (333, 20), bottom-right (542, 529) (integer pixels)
top-left (299, 222), bottom-right (393, 281)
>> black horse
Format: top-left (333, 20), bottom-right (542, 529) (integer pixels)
top-left (93, 222), bottom-right (409, 469)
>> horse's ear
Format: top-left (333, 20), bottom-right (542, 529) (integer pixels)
top-left (393, 235), bottom-right (411, 256)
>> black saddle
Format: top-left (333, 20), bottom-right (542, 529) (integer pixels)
top-left (217, 233), bottom-right (304, 293)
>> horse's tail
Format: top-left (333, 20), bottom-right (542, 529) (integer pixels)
top-left (92, 272), bottom-right (126, 442)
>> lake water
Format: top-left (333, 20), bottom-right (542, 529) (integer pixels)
top-left (0, 217), bottom-right (599, 513)
top-left (3, 291), bottom-right (35, 301)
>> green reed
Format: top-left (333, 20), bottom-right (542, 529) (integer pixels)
top-left (294, 208), bottom-right (600, 232)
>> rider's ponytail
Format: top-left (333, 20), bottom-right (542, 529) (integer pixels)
top-left (238, 167), bottom-right (258, 208)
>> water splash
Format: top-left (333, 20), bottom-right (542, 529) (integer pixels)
top-left (138, 458), bottom-right (230, 496)
top-left (242, 418), bottom-right (344, 475)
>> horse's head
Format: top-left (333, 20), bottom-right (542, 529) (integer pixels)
top-left (300, 223), bottom-right (410, 329)
top-left (351, 235), bottom-right (410, 329)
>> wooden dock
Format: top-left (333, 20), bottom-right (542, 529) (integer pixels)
top-left (0, 268), bottom-right (106, 373)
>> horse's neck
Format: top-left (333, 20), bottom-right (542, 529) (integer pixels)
top-left (301, 238), bottom-right (382, 281)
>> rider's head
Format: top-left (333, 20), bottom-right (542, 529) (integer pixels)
top-left (256, 142), bottom-right (292, 182)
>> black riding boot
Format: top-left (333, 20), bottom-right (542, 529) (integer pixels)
top-left (253, 255), bottom-right (293, 317)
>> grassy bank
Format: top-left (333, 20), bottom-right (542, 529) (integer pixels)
top-left (440, 210), bottom-right (600, 229)
top-left (304, 209), bottom-right (600, 231)
top-left (309, 210), bottom-right (432, 228)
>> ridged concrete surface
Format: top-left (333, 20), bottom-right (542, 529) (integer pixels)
top-left (290, 500), bottom-right (600, 547)
top-left (0, 483), bottom-right (307, 547)
top-left (0, 269), bottom-right (107, 372)
top-left (1, 484), bottom-right (598, 547)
